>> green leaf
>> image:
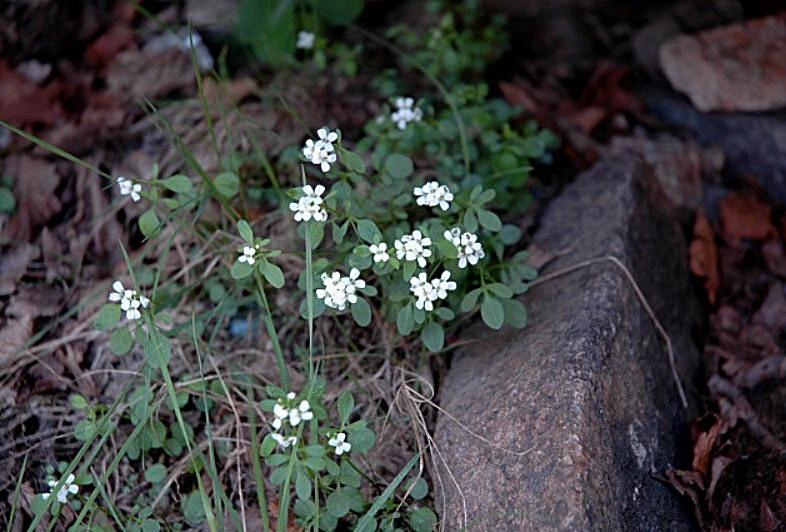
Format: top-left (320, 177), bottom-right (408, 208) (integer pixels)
top-left (409, 508), bottom-right (438, 532)
top-left (351, 298), bottom-right (372, 327)
top-left (110, 328), bottom-right (134, 355)
top-left (476, 188), bottom-right (496, 205)
top-left (501, 298), bottom-right (528, 329)
top-left (316, 0), bottom-right (364, 25)
top-left (214, 172), bottom-right (240, 198)
top-left (421, 322), bottom-right (444, 352)
top-left (259, 261), bottom-right (285, 288)
top-left (434, 307), bottom-right (454, 321)
top-left (486, 283), bottom-right (513, 299)
top-left (499, 224), bottom-right (522, 245)
top-left (356, 219), bottom-right (382, 243)
top-left (141, 520), bottom-right (161, 532)
top-left (464, 209), bottom-right (478, 233)
top-left (95, 303), bottom-right (121, 331)
top-left (145, 464), bottom-right (167, 483)
top-left (480, 295), bottom-right (505, 330)
top-left (408, 478), bottom-right (429, 500)
top-left (347, 426), bottom-right (376, 454)
top-left (339, 147), bottom-right (366, 174)
top-left (139, 209), bottom-right (161, 238)
top-left (295, 470), bottom-right (312, 501)
top-left (236, 0), bottom-right (296, 66)
top-left (162, 175), bottom-right (193, 194)
top-left (332, 220), bottom-right (349, 244)
top-left (338, 391), bottom-right (354, 425)
top-left (384, 154), bottom-right (413, 179)
top-left (0, 187), bottom-right (16, 214)
top-left (70, 394), bottom-right (88, 410)
top-left (396, 304), bottom-right (414, 336)
top-left (144, 329), bottom-right (171, 368)
top-left (460, 288), bottom-right (482, 313)
top-left (326, 489), bottom-right (351, 518)
top-left (237, 220), bottom-right (254, 244)
top-left (477, 209), bottom-right (501, 231)
top-left (230, 261), bottom-right (253, 280)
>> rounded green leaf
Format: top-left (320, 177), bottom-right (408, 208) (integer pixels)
top-left (421, 322), bottom-right (444, 352)
top-left (145, 464), bottom-right (167, 483)
top-left (356, 219), bottom-right (382, 243)
top-left (339, 147), bottom-right (366, 174)
top-left (162, 175), bottom-right (193, 194)
top-left (144, 330), bottom-right (171, 368)
top-left (214, 172), bottom-right (240, 198)
top-left (95, 303), bottom-right (121, 331)
top-left (0, 187), bottom-right (16, 214)
top-left (477, 208), bottom-right (502, 232)
top-left (487, 283), bottom-right (513, 299)
top-left (384, 154), bottom-right (414, 179)
top-left (396, 304), bottom-right (414, 335)
top-left (502, 298), bottom-right (528, 329)
top-left (237, 219), bottom-right (254, 244)
top-left (230, 260), bottom-right (253, 280)
top-left (460, 288), bottom-right (482, 313)
top-left (259, 261), bottom-right (285, 288)
top-left (110, 328), bottom-right (134, 355)
top-left (296, 470), bottom-right (312, 501)
top-left (351, 297), bottom-right (372, 327)
top-left (409, 507), bottom-right (438, 532)
top-left (139, 209), bottom-right (161, 238)
top-left (480, 295), bottom-right (505, 330)
top-left (338, 391), bottom-right (354, 425)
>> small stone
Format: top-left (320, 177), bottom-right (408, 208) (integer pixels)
top-left (659, 15), bottom-right (786, 112)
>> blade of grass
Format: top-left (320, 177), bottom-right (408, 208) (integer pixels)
top-left (6, 454), bottom-right (27, 532)
top-left (247, 384), bottom-right (272, 532)
top-left (354, 453), bottom-right (420, 531)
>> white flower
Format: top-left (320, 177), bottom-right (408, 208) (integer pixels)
top-left (394, 230), bottom-right (432, 268)
top-left (444, 227), bottom-right (485, 268)
top-left (116, 176), bottom-right (142, 202)
top-left (108, 280), bottom-right (149, 321)
top-left (369, 243), bottom-right (390, 263)
top-left (302, 130), bottom-right (338, 173)
top-left (316, 268), bottom-right (367, 311)
top-left (41, 473), bottom-right (78, 504)
top-left (286, 392), bottom-right (296, 400)
top-left (297, 31), bottom-right (316, 50)
top-left (391, 97), bottom-right (423, 130)
top-left (271, 433), bottom-right (298, 449)
top-left (328, 432), bottom-right (352, 456)
top-left (317, 127), bottom-right (338, 144)
top-left (431, 270), bottom-right (457, 300)
top-left (238, 246), bottom-right (257, 265)
top-left (288, 400), bottom-right (314, 427)
top-left (414, 181), bottom-right (453, 211)
top-left (410, 272), bottom-right (438, 311)
top-left (289, 184), bottom-right (328, 223)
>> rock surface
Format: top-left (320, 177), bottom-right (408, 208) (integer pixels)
top-left (435, 154), bottom-right (700, 530)
top-left (643, 88), bottom-right (786, 205)
top-left (659, 15), bottom-right (786, 112)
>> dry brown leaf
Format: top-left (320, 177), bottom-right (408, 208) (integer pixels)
top-left (692, 416), bottom-right (726, 476)
top-left (0, 60), bottom-right (64, 126)
top-left (2, 154), bottom-right (62, 241)
top-left (689, 213), bottom-right (720, 304)
top-left (721, 193), bottom-right (776, 243)
top-left (0, 242), bottom-right (38, 295)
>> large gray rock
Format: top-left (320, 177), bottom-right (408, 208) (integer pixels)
top-left (435, 154), bottom-right (700, 530)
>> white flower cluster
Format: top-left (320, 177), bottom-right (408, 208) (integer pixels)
top-left (41, 473), bottom-right (78, 504)
top-left (289, 184), bottom-right (327, 223)
top-left (409, 270), bottom-right (456, 311)
top-left (369, 243), bottom-right (389, 264)
top-left (269, 392), bottom-right (314, 449)
top-left (391, 97), bottom-right (423, 130)
top-left (414, 181), bottom-right (453, 211)
top-left (108, 281), bottom-right (150, 321)
top-left (317, 268), bottom-right (366, 311)
top-left (444, 227), bottom-right (485, 268)
top-left (297, 31), bottom-right (315, 50)
top-left (116, 177), bottom-right (141, 202)
top-left (302, 128), bottom-right (338, 172)
top-left (238, 245), bottom-right (258, 265)
top-left (328, 432), bottom-right (351, 456)
top-left (394, 230), bottom-right (432, 267)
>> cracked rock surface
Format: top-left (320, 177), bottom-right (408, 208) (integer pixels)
top-left (435, 154), bottom-right (701, 530)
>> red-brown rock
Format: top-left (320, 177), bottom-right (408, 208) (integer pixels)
top-left (659, 15), bottom-right (786, 112)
